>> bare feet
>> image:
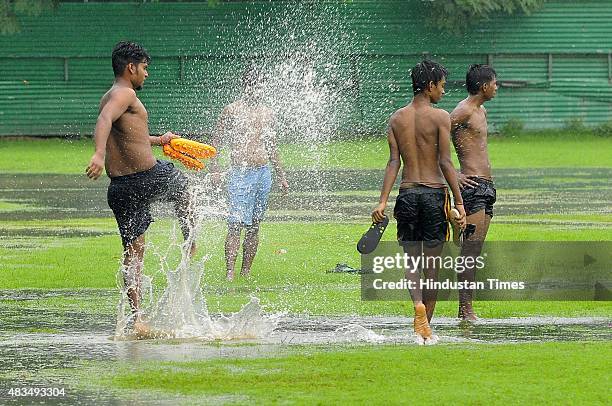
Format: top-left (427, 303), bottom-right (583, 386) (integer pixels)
top-left (458, 302), bottom-right (478, 321)
top-left (189, 242), bottom-right (197, 258)
top-left (134, 319), bottom-right (153, 340)
top-left (413, 303), bottom-right (433, 341)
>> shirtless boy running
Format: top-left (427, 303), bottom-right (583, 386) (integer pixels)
top-left (86, 41), bottom-right (196, 331)
top-left (450, 64), bottom-right (498, 320)
top-left (372, 60), bottom-right (466, 342)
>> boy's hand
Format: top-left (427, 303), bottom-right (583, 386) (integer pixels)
top-left (454, 205), bottom-right (467, 229)
top-left (458, 173), bottom-right (479, 189)
top-left (86, 151), bottom-right (105, 180)
top-left (160, 131), bottom-right (179, 145)
top-left (371, 203), bottom-right (387, 223)
top-left (279, 178), bottom-right (289, 195)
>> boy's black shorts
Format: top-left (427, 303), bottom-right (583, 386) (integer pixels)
top-left (393, 186), bottom-right (450, 248)
top-left (107, 160), bottom-right (191, 247)
top-left (461, 177), bottom-right (496, 218)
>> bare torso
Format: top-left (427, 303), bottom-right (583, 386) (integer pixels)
top-left (451, 99), bottom-right (492, 180)
top-left (390, 103), bottom-right (447, 189)
top-left (102, 86), bottom-right (156, 177)
top-left (220, 100), bottom-right (274, 167)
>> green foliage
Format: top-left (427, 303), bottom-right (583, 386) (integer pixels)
top-left (0, 0), bottom-right (55, 34)
top-left (427, 0), bottom-right (546, 35)
top-left (498, 117), bottom-right (525, 135)
top-left (0, 1), bottom-right (225, 34)
top-left (593, 120), bottom-right (612, 137)
top-left (148, 0), bottom-right (221, 5)
top-left (563, 116), bottom-right (587, 133)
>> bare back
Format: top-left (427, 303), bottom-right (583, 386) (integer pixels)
top-left (390, 103), bottom-right (447, 189)
top-left (451, 99), bottom-right (492, 179)
top-left (217, 100), bottom-right (274, 167)
top-left (101, 86), bottom-right (156, 177)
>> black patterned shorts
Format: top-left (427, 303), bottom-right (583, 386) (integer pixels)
top-left (461, 177), bottom-right (496, 218)
top-left (393, 186), bottom-right (450, 248)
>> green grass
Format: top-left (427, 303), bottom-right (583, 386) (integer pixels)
top-left (3, 216), bottom-right (611, 290)
top-left (0, 200), bottom-right (38, 212)
top-left (2, 217), bottom-right (610, 317)
top-left (0, 136), bottom-right (609, 404)
top-left (79, 342), bottom-right (611, 404)
top-left (1, 133), bottom-right (610, 174)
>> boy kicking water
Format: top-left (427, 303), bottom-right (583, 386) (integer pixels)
top-left (86, 41), bottom-right (196, 335)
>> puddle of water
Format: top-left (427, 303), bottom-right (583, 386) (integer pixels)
top-left (1, 306), bottom-right (609, 403)
top-left (1, 168), bottom-right (610, 221)
top-left (0, 228), bottom-right (114, 238)
top-left (268, 315), bottom-right (612, 344)
top-left (0, 311), bottom-right (609, 400)
top-left (2, 290), bottom-right (610, 344)
top-left (0, 313), bottom-right (609, 389)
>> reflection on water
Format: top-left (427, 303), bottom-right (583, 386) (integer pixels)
top-left (1, 295), bottom-right (609, 404)
top-left (1, 168), bottom-right (610, 222)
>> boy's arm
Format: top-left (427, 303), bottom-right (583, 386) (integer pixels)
top-left (371, 124), bottom-right (401, 223)
top-left (450, 105), bottom-right (469, 140)
top-left (438, 111), bottom-right (466, 228)
top-left (450, 107), bottom-right (479, 189)
top-left (86, 88), bottom-right (135, 180)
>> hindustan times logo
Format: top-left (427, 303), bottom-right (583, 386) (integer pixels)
top-left (372, 253), bottom-right (486, 274)
top-left (371, 278), bottom-right (525, 291)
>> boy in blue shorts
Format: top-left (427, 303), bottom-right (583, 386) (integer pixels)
top-left (210, 66), bottom-right (289, 280)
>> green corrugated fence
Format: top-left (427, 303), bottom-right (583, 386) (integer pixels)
top-left (0, 0), bottom-right (610, 136)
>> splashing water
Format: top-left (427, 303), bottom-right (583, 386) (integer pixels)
top-left (113, 179), bottom-right (281, 341)
top-left (114, 4), bottom-right (369, 339)
top-left (334, 324), bottom-right (386, 343)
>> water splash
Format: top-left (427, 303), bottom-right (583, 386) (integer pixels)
top-left (112, 177), bottom-right (283, 341)
top-left (334, 324), bottom-right (386, 343)
top-left (115, 4), bottom-right (369, 338)
top-left (115, 250), bottom-right (281, 341)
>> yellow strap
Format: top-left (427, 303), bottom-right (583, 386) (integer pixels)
top-left (444, 189), bottom-right (451, 242)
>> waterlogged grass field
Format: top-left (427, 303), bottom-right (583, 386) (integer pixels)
top-left (0, 134), bottom-right (611, 404)
top-left (1, 132), bottom-right (611, 173)
top-left (2, 219), bottom-right (611, 317)
top-left (85, 343), bottom-right (610, 404)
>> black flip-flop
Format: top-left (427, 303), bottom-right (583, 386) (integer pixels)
top-left (464, 223), bottom-right (476, 240)
top-left (357, 215), bottom-right (389, 254)
top-left (456, 223), bottom-right (476, 245)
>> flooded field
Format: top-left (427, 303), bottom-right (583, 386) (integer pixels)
top-left (1, 291), bottom-right (609, 403)
top-left (0, 168), bottom-right (610, 222)
top-left (0, 168), bottom-right (610, 404)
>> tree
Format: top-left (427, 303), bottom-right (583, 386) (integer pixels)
top-left (0, 0), bottom-right (56, 35)
top-left (0, 0), bottom-right (224, 35)
top-left (426, 0), bottom-right (546, 35)
top-left (1, 0), bottom-right (546, 36)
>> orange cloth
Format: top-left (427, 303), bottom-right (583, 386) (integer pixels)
top-left (162, 138), bottom-right (217, 171)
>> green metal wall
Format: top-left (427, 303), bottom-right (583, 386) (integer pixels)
top-left (0, 0), bottom-right (610, 136)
